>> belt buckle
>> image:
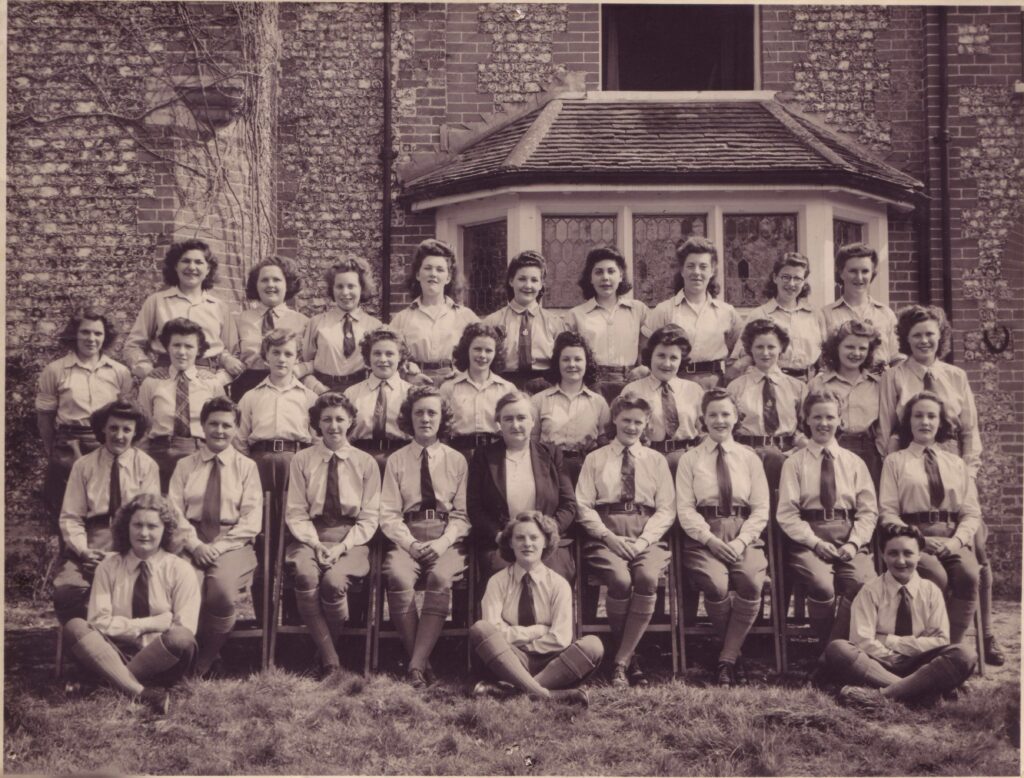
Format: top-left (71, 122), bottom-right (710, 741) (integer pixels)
top-left (715, 505), bottom-right (731, 518)
top-left (926, 510), bottom-right (942, 524)
top-left (424, 508), bottom-right (436, 521)
top-left (622, 501), bottom-right (635, 513)
top-left (822, 508), bottom-right (836, 520)
top-left (272, 440), bottom-right (285, 453)
top-left (475, 434), bottom-right (488, 448)
top-left (685, 362), bottom-right (697, 374)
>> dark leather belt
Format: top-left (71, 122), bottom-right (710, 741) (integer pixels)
top-left (312, 513), bottom-right (357, 528)
top-left (838, 430), bottom-right (873, 443)
top-left (148, 435), bottom-right (203, 448)
top-left (314, 368), bottom-right (366, 385)
top-left (84, 513), bottom-right (112, 530)
top-left (404, 509), bottom-right (449, 522)
top-left (353, 437), bottom-right (406, 453)
top-left (649, 437), bottom-right (700, 453)
top-left (801, 508), bottom-right (854, 521)
top-left (419, 359), bottom-right (453, 371)
top-left (683, 360), bottom-right (724, 375)
top-left (903, 510), bottom-right (960, 524)
top-left (250, 439), bottom-right (307, 454)
top-left (781, 366), bottom-right (812, 380)
top-left (698, 505), bottom-right (752, 519)
top-left (735, 433), bottom-right (796, 449)
top-left (595, 364), bottom-right (632, 378)
top-left (596, 502), bottom-right (655, 516)
top-left (57, 422), bottom-right (93, 434)
top-left (450, 433), bottom-right (500, 449)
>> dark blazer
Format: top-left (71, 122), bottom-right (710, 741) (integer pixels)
top-left (467, 439), bottom-right (577, 547)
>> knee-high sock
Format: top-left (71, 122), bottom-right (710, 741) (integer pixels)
top-left (807, 595), bottom-right (836, 645)
top-left (295, 587), bottom-right (339, 668)
top-left (947, 597), bottom-right (977, 645)
top-left (473, 624), bottom-right (549, 698)
top-left (828, 596), bottom-right (853, 643)
top-left (978, 563), bottom-right (993, 638)
top-left (721, 594), bottom-right (761, 664)
top-left (387, 589), bottom-right (419, 660)
top-left (193, 612), bottom-right (235, 677)
top-left (704, 594), bottom-right (732, 642)
top-left (883, 648), bottom-right (976, 702)
top-left (605, 594), bottom-right (630, 639)
top-left (321, 595), bottom-right (349, 643)
top-left (71, 630), bottom-right (144, 697)
top-left (126, 634), bottom-right (192, 683)
top-left (409, 590), bottom-right (449, 672)
top-left (614, 591), bottom-right (656, 665)
top-left (534, 636), bottom-right (604, 690)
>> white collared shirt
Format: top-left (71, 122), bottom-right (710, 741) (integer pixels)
top-left (231, 304), bottom-right (309, 370)
top-left (124, 287), bottom-right (236, 370)
top-left (440, 371), bottom-right (516, 435)
top-left (850, 571), bottom-right (950, 662)
top-left (344, 375), bottom-right (412, 441)
top-left (138, 365), bottom-right (228, 438)
top-left (645, 291), bottom-right (743, 362)
top-left (235, 375), bottom-right (317, 452)
top-left (483, 301), bottom-right (569, 371)
top-left (36, 353), bottom-right (134, 425)
top-left (530, 384), bottom-right (609, 450)
top-left (568, 297), bottom-right (649, 368)
top-left (480, 563), bottom-right (573, 654)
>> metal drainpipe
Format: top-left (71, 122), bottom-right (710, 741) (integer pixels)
top-left (937, 6), bottom-right (955, 343)
top-left (381, 2), bottom-right (394, 322)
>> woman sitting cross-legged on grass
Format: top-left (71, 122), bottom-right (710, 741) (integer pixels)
top-left (826, 523), bottom-right (976, 709)
top-left (61, 493), bottom-right (200, 716)
top-left (470, 511), bottom-right (603, 706)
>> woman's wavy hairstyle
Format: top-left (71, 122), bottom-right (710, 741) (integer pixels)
top-left (544, 330), bottom-right (598, 388)
top-left (452, 322), bottom-right (506, 374)
top-left (408, 238), bottom-right (461, 301)
top-left (90, 400), bottom-right (149, 444)
top-left (762, 252), bottom-right (812, 302)
top-left (157, 317), bottom-right (210, 358)
top-left (835, 242), bottom-right (878, 284)
top-left (799, 389), bottom-right (843, 438)
top-left (497, 511), bottom-right (560, 564)
top-left (897, 390), bottom-right (954, 450)
top-left (896, 304), bottom-right (952, 361)
top-left (397, 385), bottom-right (455, 440)
top-left (740, 318), bottom-right (791, 357)
top-left (59, 307), bottom-right (118, 353)
top-left (697, 388), bottom-right (744, 435)
top-left (246, 255), bottom-right (303, 302)
top-left (162, 239), bottom-right (217, 290)
top-left (325, 256), bottom-right (377, 304)
top-left (672, 237), bottom-right (721, 298)
top-left (577, 246), bottom-right (632, 299)
top-left (641, 324), bottom-right (692, 370)
top-left (308, 391), bottom-right (358, 438)
top-left (359, 327), bottom-right (408, 372)
top-left (111, 493), bottom-right (180, 554)
top-left (819, 319), bottom-right (882, 373)
top-left (505, 250), bottom-right (547, 302)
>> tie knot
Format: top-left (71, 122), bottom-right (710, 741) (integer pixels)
top-left (522, 572), bottom-right (532, 586)
top-left (822, 448), bottom-right (833, 460)
top-left (138, 560), bottom-right (149, 574)
top-left (661, 381), bottom-right (673, 393)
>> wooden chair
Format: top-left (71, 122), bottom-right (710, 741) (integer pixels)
top-left (267, 502), bottom-right (378, 677)
top-left (573, 529), bottom-right (681, 676)
top-left (372, 543), bottom-right (475, 673)
top-left (677, 524), bottom-right (785, 675)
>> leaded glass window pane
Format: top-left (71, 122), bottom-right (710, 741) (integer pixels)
top-left (723, 214), bottom-right (797, 307)
top-left (833, 219), bottom-right (865, 256)
top-left (632, 214), bottom-right (708, 306)
top-left (541, 215), bottom-right (617, 308)
top-left (463, 220), bottom-right (508, 316)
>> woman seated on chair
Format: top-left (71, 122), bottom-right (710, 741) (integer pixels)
top-left (62, 493), bottom-right (200, 716)
top-left (675, 389), bottom-right (770, 686)
top-left (285, 392), bottom-right (381, 677)
top-left (574, 393), bottom-right (676, 688)
top-left (470, 511), bottom-right (602, 706)
top-left (878, 391), bottom-right (981, 648)
top-left (468, 391), bottom-right (577, 584)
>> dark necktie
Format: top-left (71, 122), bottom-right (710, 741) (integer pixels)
top-left (518, 572), bottom-right (537, 627)
top-left (372, 383), bottom-right (388, 440)
top-left (923, 369), bottom-right (936, 394)
top-left (420, 448), bottom-right (438, 510)
top-left (716, 444), bottom-right (732, 514)
top-left (924, 447), bottom-right (945, 509)
top-left (109, 454), bottom-right (122, 516)
top-left (132, 560), bottom-right (151, 619)
top-left (661, 381), bottom-right (679, 438)
top-left (262, 307), bottom-right (276, 336)
top-left (762, 376), bottom-right (780, 434)
top-left (342, 314), bottom-right (356, 358)
top-left (620, 447), bottom-right (636, 503)
top-left (894, 585), bottom-right (913, 636)
top-left (173, 371), bottom-right (191, 438)
top-left (323, 454), bottom-right (343, 522)
top-left (199, 456), bottom-right (222, 543)
top-left (820, 448), bottom-right (837, 511)
top-left (518, 310), bottom-right (532, 372)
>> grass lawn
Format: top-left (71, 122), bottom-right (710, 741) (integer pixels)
top-left (4, 599), bottom-right (1020, 776)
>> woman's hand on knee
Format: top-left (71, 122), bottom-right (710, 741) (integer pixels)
top-left (707, 537), bottom-right (739, 564)
top-left (813, 541), bottom-right (839, 562)
top-left (604, 534), bottom-right (633, 561)
top-left (192, 543), bottom-right (220, 568)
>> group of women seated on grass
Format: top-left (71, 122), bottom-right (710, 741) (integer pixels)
top-left (39, 235), bottom-right (995, 714)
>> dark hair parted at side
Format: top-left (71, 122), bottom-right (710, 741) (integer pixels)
top-left (544, 330), bottom-right (598, 388)
top-left (111, 493), bottom-right (180, 554)
top-left (497, 511), bottom-right (560, 564)
top-left (762, 252), bottom-right (812, 302)
top-left (91, 400), bottom-right (149, 444)
top-left (673, 237), bottom-right (721, 297)
top-left (246, 256), bottom-right (303, 302)
top-left (157, 317), bottom-right (210, 358)
top-left (59, 307), bottom-right (118, 353)
top-left (408, 238), bottom-right (461, 301)
top-left (359, 327), bottom-right (408, 370)
top-left (577, 246), bottom-right (632, 299)
top-left (259, 327), bottom-right (302, 362)
top-left (879, 521), bottom-right (925, 552)
top-left (495, 390), bottom-right (533, 423)
top-left (397, 384), bottom-right (455, 440)
top-left (641, 324), bottom-right (692, 369)
top-left (897, 390), bottom-right (954, 450)
top-left (740, 318), bottom-right (791, 357)
top-left (200, 396), bottom-right (240, 425)
top-left (698, 388), bottom-right (744, 434)
top-left (325, 256), bottom-right (377, 303)
top-left (162, 239), bottom-right (218, 290)
top-left (896, 304), bottom-right (952, 360)
top-left (799, 389), bottom-right (842, 437)
top-left (819, 319), bottom-right (882, 373)
top-left (835, 242), bottom-right (879, 283)
top-left (308, 391), bottom-right (358, 437)
top-left (505, 250), bottom-right (547, 302)
top-left (452, 322), bottom-right (506, 374)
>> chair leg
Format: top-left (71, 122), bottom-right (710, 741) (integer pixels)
top-left (973, 599), bottom-right (986, 678)
top-left (260, 495), bottom-right (273, 672)
top-left (668, 532), bottom-right (681, 676)
top-left (363, 541), bottom-right (379, 678)
top-left (54, 626), bottom-right (65, 680)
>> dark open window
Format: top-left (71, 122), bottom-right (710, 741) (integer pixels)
top-left (602, 4), bottom-right (756, 91)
